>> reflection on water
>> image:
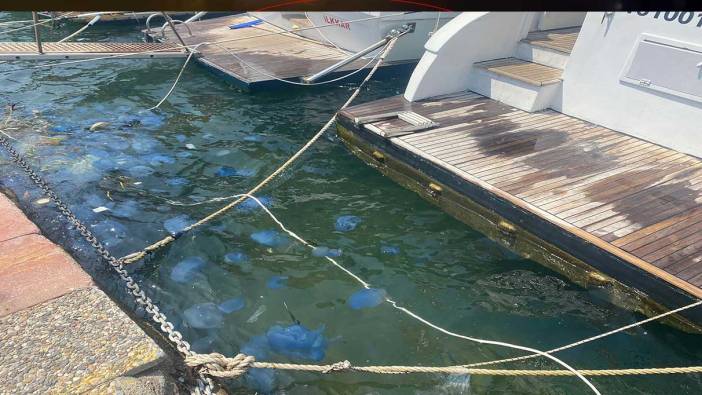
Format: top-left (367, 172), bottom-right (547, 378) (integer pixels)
top-left (1, 12), bottom-right (701, 395)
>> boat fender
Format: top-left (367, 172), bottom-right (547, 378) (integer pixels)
top-left (371, 150), bottom-right (385, 163)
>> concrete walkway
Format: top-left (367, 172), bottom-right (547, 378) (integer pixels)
top-left (0, 192), bottom-right (176, 394)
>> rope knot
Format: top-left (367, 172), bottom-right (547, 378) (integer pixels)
top-left (323, 360), bottom-right (352, 374)
top-left (185, 352), bottom-right (256, 378)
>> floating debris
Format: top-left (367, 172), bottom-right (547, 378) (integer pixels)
top-left (334, 215), bottom-right (361, 232)
top-left (347, 288), bottom-right (386, 310)
top-left (266, 324), bottom-right (327, 362)
top-left (311, 246), bottom-right (343, 258)
top-left (251, 229), bottom-right (289, 248)
top-left (246, 305), bottom-right (267, 323)
top-left (92, 206), bottom-right (110, 213)
top-left (184, 302), bottom-right (224, 329)
top-left (34, 197), bottom-right (50, 205)
top-left (185, 143), bottom-right (196, 150)
top-left (170, 256), bottom-right (206, 283)
top-left (89, 121), bottom-right (110, 131)
top-left (164, 214), bottom-right (191, 235)
top-left (224, 251), bottom-right (249, 264)
top-left (266, 275), bottom-right (289, 289)
top-left (380, 245), bottom-right (401, 256)
top-left (218, 297), bottom-right (246, 313)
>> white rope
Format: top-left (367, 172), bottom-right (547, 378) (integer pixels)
top-left (0, 17), bottom-right (53, 35)
top-left (57, 15), bottom-right (101, 43)
top-left (464, 299), bottom-right (702, 368)
top-left (178, 193), bottom-right (599, 394)
top-left (147, 46), bottom-right (199, 110)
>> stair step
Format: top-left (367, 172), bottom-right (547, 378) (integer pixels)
top-left (474, 58), bottom-right (562, 86)
top-left (521, 27), bottom-right (580, 54)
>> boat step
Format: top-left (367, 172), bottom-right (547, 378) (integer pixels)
top-left (354, 111), bottom-right (439, 138)
top-left (520, 27), bottom-right (581, 54)
top-left (473, 58), bottom-right (562, 86)
top-left (469, 58), bottom-right (562, 112)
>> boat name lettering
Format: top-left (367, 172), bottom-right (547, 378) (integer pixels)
top-left (323, 15), bottom-right (350, 30)
top-left (628, 11), bottom-right (702, 27)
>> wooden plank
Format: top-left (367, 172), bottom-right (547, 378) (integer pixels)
top-left (611, 207), bottom-right (702, 248)
top-left (0, 41), bottom-right (186, 60)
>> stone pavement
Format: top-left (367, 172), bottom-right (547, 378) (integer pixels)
top-left (0, 192), bottom-right (176, 394)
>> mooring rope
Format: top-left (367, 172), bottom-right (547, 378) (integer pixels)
top-left (147, 44), bottom-right (200, 110)
top-left (119, 32), bottom-right (401, 264)
top-left (185, 352), bottom-right (702, 379)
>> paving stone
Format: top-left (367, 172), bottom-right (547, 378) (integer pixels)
top-left (0, 233), bottom-right (93, 317)
top-left (0, 193), bottom-right (38, 242)
top-left (87, 371), bottom-right (179, 395)
top-left (0, 287), bottom-right (166, 394)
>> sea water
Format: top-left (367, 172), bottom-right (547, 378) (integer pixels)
top-left (1, 12), bottom-right (701, 394)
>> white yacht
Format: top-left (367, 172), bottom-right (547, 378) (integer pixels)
top-left (248, 12), bottom-right (460, 63)
top-left (405, 11), bottom-right (702, 157)
top-left (336, 12), bottom-right (702, 327)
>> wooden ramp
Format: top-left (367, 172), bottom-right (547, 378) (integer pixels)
top-left (151, 14), bottom-right (408, 90)
top-left (0, 42), bottom-right (187, 60)
top-left (338, 92), bottom-right (702, 324)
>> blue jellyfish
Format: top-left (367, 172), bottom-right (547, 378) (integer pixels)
top-left (170, 256), bottom-right (206, 283)
top-left (334, 215), bottom-right (361, 232)
top-left (183, 303), bottom-right (224, 329)
top-left (251, 230), bottom-right (289, 248)
top-left (164, 214), bottom-right (191, 235)
top-left (266, 276), bottom-right (289, 289)
top-left (218, 297), bottom-right (246, 313)
top-left (224, 251), bottom-right (249, 264)
top-left (266, 324), bottom-right (327, 362)
top-left (311, 246), bottom-right (343, 258)
top-left (347, 288), bottom-right (387, 310)
top-left (380, 245), bottom-right (401, 256)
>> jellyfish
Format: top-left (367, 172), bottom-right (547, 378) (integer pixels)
top-left (334, 215), bottom-right (361, 232)
top-left (170, 256), bottom-right (206, 283)
top-left (347, 288), bottom-right (387, 310)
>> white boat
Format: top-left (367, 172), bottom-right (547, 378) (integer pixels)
top-left (248, 12), bottom-right (460, 63)
top-left (404, 11), bottom-right (702, 157)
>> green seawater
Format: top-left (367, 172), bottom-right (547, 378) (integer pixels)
top-left (1, 12), bottom-right (701, 395)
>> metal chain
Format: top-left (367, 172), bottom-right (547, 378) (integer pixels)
top-left (0, 135), bottom-right (214, 395)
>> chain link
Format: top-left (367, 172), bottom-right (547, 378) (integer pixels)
top-left (0, 135), bottom-right (213, 394)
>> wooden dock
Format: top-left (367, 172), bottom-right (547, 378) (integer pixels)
top-left (337, 92), bottom-right (702, 326)
top-left (151, 14), bottom-right (413, 90)
top-left (0, 42), bottom-right (186, 60)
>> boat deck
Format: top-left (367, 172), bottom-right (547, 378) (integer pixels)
top-left (0, 41), bottom-right (186, 60)
top-left (153, 14), bottom-right (401, 90)
top-left (337, 91), bottom-right (702, 315)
